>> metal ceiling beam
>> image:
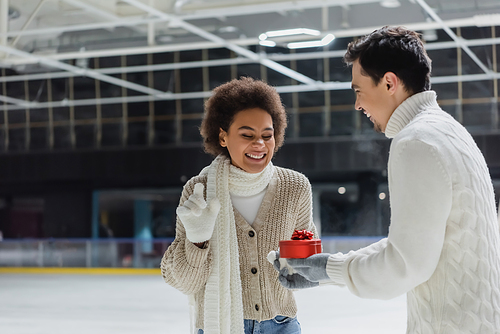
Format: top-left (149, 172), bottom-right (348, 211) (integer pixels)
top-left (177, 0), bottom-right (382, 21)
top-left (0, 0), bottom-right (7, 58)
top-left (0, 94), bottom-right (32, 107)
top-left (3, 16), bottom-right (163, 38)
top-left (2, 0), bottom-right (381, 40)
top-left (3, 1), bottom-right (500, 43)
top-left (0, 44), bottom-right (166, 97)
top-left (9, 0), bottom-right (46, 48)
top-left (61, 0), bottom-right (124, 22)
top-left (2, 15), bottom-right (499, 67)
top-left (415, 0), bottom-right (494, 76)
top-left (60, 0), bottom-right (148, 35)
top-left (2, 72), bottom-right (500, 112)
top-left (119, 0), bottom-right (321, 87)
top-left (0, 4), bottom-right (489, 40)
top-left (4, 35), bottom-right (500, 84)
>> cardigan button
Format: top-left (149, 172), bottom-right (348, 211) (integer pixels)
top-left (255, 304), bottom-right (259, 311)
top-left (251, 267), bottom-right (257, 274)
top-left (248, 231), bottom-right (255, 237)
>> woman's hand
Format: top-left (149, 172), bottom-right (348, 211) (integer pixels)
top-left (176, 183), bottom-right (221, 243)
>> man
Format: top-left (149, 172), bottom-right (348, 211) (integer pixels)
top-left (274, 26), bottom-right (500, 333)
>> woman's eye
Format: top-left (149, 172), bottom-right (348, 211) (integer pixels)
top-left (262, 135), bottom-right (273, 140)
top-left (242, 134), bottom-right (252, 138)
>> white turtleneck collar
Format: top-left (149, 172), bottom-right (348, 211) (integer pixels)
top-left (384, 90), bottom-right (440, 139)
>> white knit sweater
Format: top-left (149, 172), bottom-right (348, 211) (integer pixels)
top-left (326, 91), bottom-right (500, 333)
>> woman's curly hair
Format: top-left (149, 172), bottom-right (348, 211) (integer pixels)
top-left (200, 77), bottom-right (287, 157)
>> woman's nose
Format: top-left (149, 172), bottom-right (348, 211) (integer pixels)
top-left (254, 138), bottom-right (264, 145)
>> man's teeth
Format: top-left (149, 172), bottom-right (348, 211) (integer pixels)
top-left (247, 153), bottom-right (264, 159)
top-left (366, 113), bottom-right (371, 118)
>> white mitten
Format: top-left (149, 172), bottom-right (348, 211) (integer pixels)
top-left (176, 183), bottom-right (221, 243)
top-left (267, 250), bottom-right (295, 274)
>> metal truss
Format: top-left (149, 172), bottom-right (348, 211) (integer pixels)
top-left (0, 0), bottom-right (499, 111)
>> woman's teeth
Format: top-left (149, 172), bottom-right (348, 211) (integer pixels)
top-left (246, 153), bottom-right (264, 159)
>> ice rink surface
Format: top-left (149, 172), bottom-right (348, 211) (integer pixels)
top-left (0, 273), bottom-right (406, 334)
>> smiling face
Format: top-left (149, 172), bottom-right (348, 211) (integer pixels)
top-left (351, 60), bottom-right (402, 133)
top-left (219, 107), bottom-right (275, 174)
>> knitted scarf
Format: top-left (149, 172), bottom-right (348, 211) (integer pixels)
top-left (199, 154), bottom-right (274, 334)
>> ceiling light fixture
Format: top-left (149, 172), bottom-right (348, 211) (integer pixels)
top-left (287, 34), bottom-right (335, 49)
top-left (422, 29), bottom-right (438, 41)
top-left (380, 0), bottom-right (401, 8)
top-left (259, 28), bottom-right (322, 48)
top-left (259, 40), bottom-right (276, 47)
top-left (261, 28), bottom-right (320, 39)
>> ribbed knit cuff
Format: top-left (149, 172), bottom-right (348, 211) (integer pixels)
top-left (184, 238), bottom-right (210, 267)
top-left (326, 253), bottom-right (349, 285)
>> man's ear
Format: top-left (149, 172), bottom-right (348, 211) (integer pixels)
top-left (219, 128), bottom-right (227, 147)
top-left (383, 72), bottom-right (399, 95)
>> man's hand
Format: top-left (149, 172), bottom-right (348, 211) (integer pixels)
top-left (176, 183), bottom-right (220, 243)
top-left (278, 267), bottom-right (319, 289)
top-left (267, 250), bottom-right (322, 290)
top-left (287, 253), bottom-right (331, 282)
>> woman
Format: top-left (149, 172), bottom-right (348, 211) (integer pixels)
top-left (160, 77), bottom-right (317, 334)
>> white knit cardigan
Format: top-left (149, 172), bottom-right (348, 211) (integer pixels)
top-left (326, 91), bottom-right (500, 333)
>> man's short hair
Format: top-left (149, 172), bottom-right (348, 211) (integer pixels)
top-left (344, 26), bottom-right (432, 94)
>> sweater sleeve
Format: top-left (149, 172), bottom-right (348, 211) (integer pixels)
top-left (160, 177), bottom-right (213, 295)
top-left (326, 139), bottom-right (452, 299)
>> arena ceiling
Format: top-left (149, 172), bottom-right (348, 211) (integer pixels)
top-left (1, 0), bottom-right (500, 108)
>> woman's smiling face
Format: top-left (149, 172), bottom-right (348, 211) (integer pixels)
top-left (219, 107), bottom-right (275, 173)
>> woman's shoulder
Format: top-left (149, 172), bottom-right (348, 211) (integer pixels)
top-left (274, 166), bottom-right (311, 187)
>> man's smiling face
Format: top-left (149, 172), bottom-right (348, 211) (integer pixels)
top-left (351, 60), bottom-right (396, 133)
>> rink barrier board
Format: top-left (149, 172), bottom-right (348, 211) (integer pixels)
top-left (0, 267), bottom-right (160, 275)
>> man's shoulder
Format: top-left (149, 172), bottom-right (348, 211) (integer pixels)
top-left (392, 108), bottom-right (475, 163)
top-left (397, 108), bottom-right (462, 143)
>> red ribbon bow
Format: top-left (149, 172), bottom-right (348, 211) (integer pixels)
top-left (291, 229), bottom-right (314, 240)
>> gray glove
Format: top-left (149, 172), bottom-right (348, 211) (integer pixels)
top-left (287, 253), bottom-right (331, 282)
top-left (278, 267), bottom-right (319, 289)
top-left (267, 250), bottom-right (320, 290)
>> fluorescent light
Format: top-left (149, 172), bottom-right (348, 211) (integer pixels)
top-left (422, 29), bottom-right (438, 42)
top-left (380, 0), bottom-right (401, 8)
top-left (262, 28), bottom-right (320, 39)
top-left (473, 14), bottom-right (500, 27)
top-left (259, 40), bottom-right (276, 47)
top-left (259, 33), bottom-right (268, 41)
top-left (321, 34), bottom-right (335, 45)
top-left (287, 34), bottom-right (335, 49)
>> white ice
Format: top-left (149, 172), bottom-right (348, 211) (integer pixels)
top-left (0, 274), bottom-right (406, 334)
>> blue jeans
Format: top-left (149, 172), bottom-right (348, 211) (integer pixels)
top-left (197, 315), bottom-right (301, 334)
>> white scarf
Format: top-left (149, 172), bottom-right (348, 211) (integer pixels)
top-left (197, 154), bottom-right (274, 334)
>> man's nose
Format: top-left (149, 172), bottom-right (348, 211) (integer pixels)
top-left (355, 99), bottom-right (362, 111)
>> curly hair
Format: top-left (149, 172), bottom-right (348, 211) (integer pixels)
top-left (343, 26), bottom-right (432, 94)
top-left (200, 77), bottom-right (287, 157)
